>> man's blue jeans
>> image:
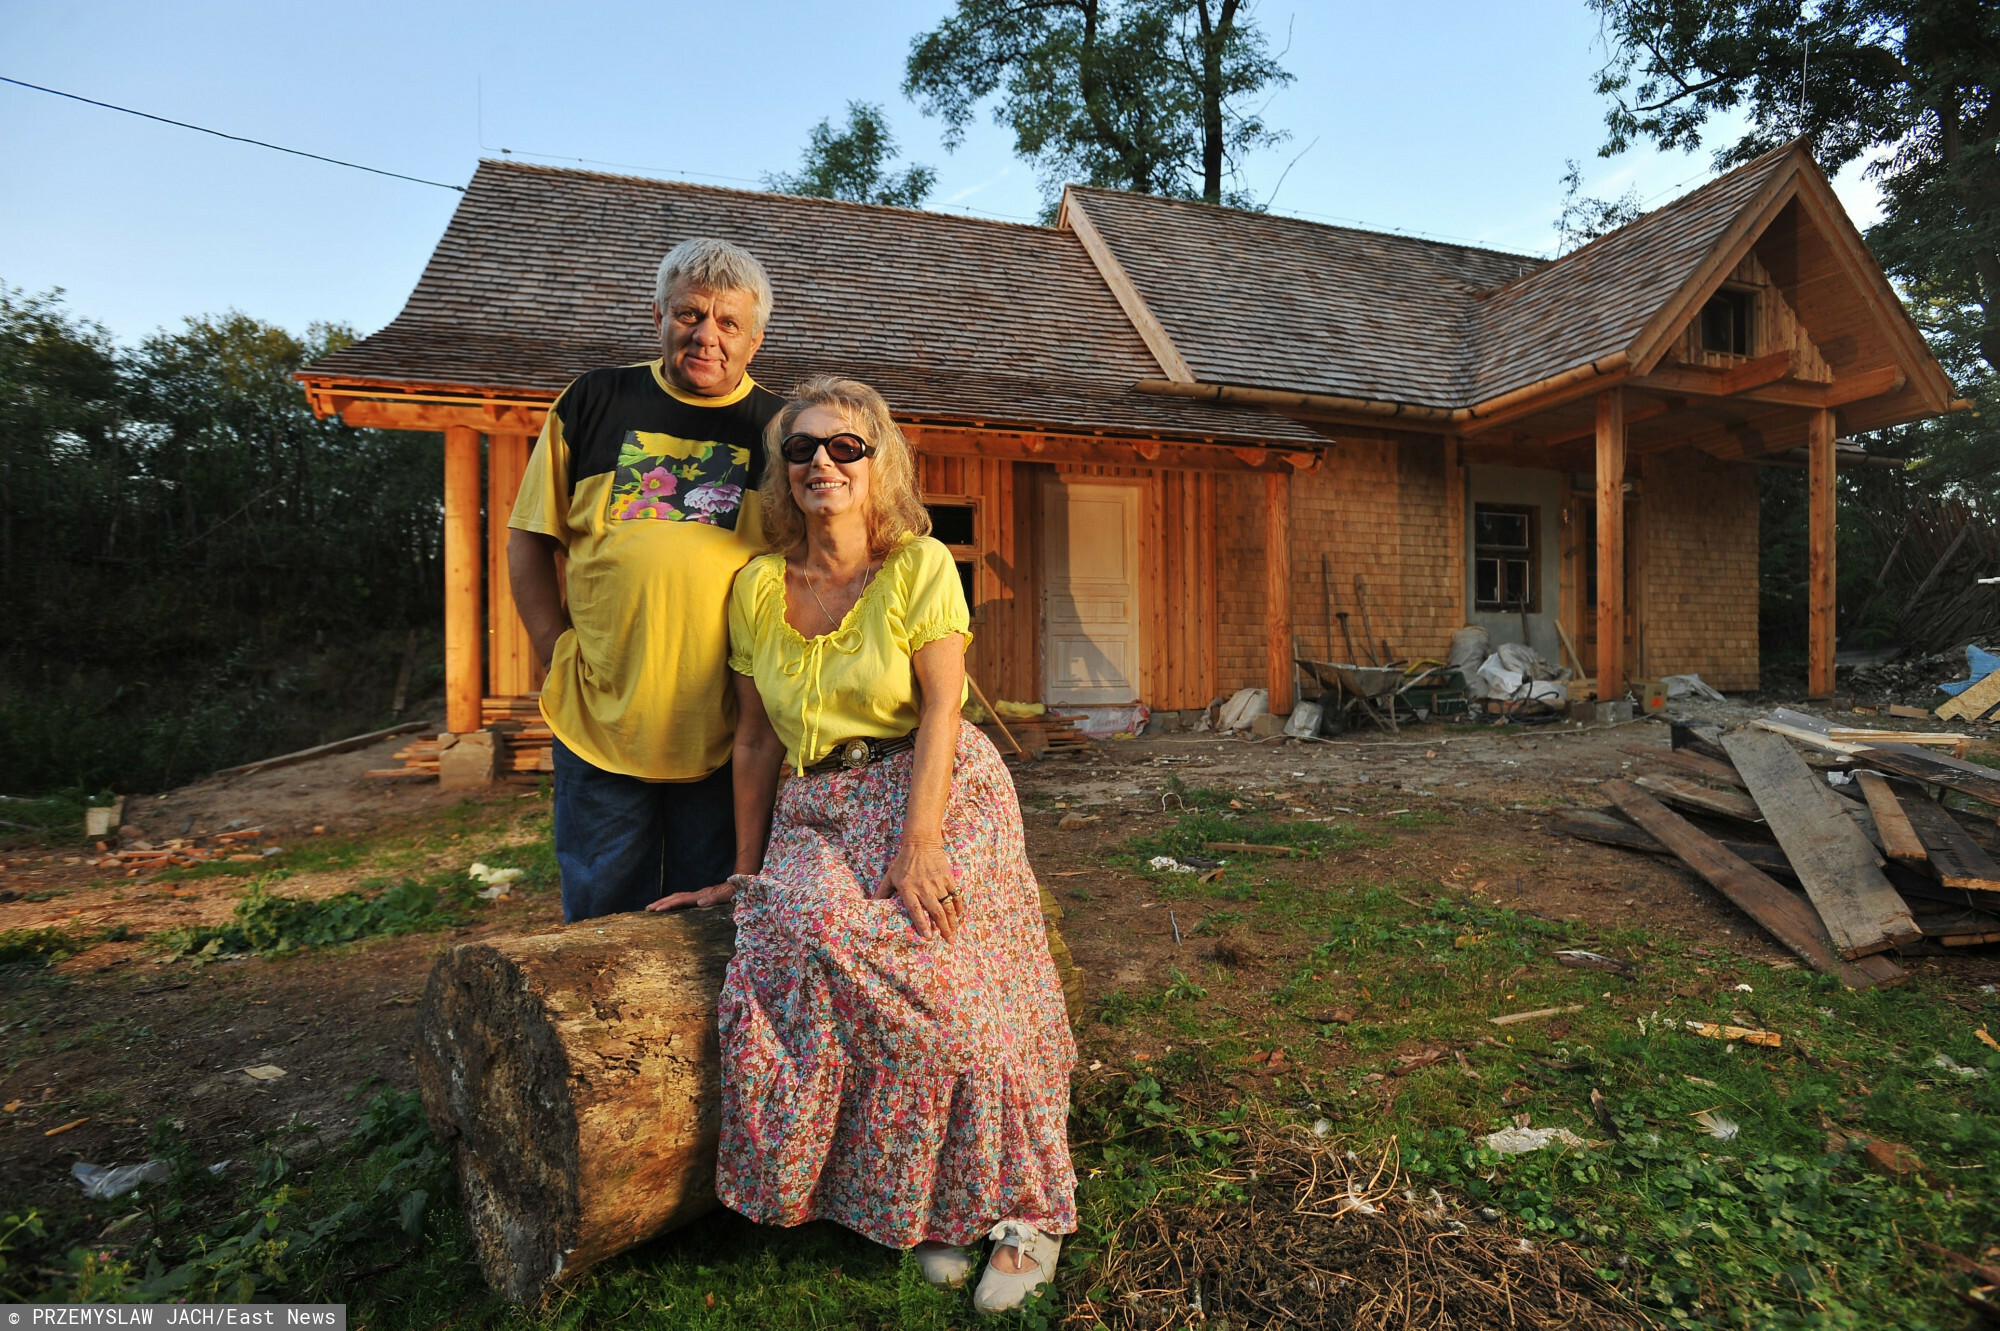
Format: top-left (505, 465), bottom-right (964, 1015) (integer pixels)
top-left (551, 738), bottom-right (735, 922)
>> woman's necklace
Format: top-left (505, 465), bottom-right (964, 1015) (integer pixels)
top-left (805, 560), bottom-right (874, 631)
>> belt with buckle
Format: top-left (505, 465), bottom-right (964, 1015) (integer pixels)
top-left (802, 731), bottom-right (919, 776)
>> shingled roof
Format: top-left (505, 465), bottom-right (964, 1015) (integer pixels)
top-left (1066, 143), bottom-right (1804, 411)
top-left (304, 160), bottom-right (1322, 445)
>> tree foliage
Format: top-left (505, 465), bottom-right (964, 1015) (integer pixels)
top-left (1553, 158), bottom-right (1647, 253)
top-left (903, 0), bottom-right (1293, 214)
top-left (0, 289), bottom-right (442, 794)
top-left (763, 102), bottom-right (937, 208)
top-left (1590, 0), bottom-right (1998, 376)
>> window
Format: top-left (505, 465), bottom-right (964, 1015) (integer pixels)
top-left (1699, 288), bottom-right (1756, 357)
top-left (1473, 504), bottom-right (1539, 612)
top-left (924, 499), bottom-right (980, 611)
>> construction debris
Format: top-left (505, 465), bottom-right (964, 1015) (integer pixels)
top-left (1575, 713), bottom-right (2000, 987)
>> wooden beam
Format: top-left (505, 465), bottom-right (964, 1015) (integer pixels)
top-left (444, 426), bottom-right (485, 735)
top-left (1265, 470), bottom-right (1293, 714)
top-left (1061, 196), bottom-right (1195, 383)
top-left (900, 422), bottom-right (1314, 474)
top-left (487, 433), bottom-right (538, 698)
top-left (1854, 771), bottom-right (1928, 866)
top-left (1719, 727), bottom-right (1921, 958)
top-left (1601, 780), bottom-right (1903, 989)
top-left (1808, 406), bottom-right (1836, 698)
top-left (326, 395), bottom-right (550, 435)
top-left (1595, 389), bottom-right (1626, 700)
top-left (1635, 351), bottom-right (1794, 399)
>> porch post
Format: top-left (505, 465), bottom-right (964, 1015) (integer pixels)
top-left (1808, 407), bottom-right (1837, 698)
top-left (1595, 390), bottom-right (1626, 701)
top-left (443, 425), bottom-right (485, 734)
top-left (1265, 469), bottom-right (1293, 714)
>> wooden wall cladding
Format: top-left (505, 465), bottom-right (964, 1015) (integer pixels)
top-left (1639, 448), bottom-right (1761, 692)
top-left (485, 433), bottom-right (544, 700)
top-left (917, 453), bottom-right (1219, 709)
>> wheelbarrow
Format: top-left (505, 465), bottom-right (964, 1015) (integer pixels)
top-left (1296, 659), bottom-right (1405, 735)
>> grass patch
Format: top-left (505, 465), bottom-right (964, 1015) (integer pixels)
top-left (156, 877), bottom-right (466, 959)
top-left (1076, 852), bottom-right (2000, 1328)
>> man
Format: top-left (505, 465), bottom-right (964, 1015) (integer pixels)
top-left (508, 237), bottom-right (781, 922)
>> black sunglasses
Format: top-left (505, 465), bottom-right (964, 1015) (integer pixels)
top-left (779, 431), bottom-right (876, 465)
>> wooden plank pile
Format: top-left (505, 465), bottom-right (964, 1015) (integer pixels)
top-left (1566, 712), bottom-right (2000, 988)
top-left (367, 696), bottom-right (553, 781)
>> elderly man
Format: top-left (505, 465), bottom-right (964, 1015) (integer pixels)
top-left (508, 237), bottom-right (781, 922)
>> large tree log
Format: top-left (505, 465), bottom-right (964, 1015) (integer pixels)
top-left (417, 892), bottom-right (1085, 1303)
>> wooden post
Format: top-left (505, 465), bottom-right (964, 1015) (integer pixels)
top-left (1808, 407), bottom-right (1837, 698)
top-left (1265, 470), bottom-right (1293, 713)
top-left (486, 434), bottom-right (537, 698)
top-left (444, 425), bottom-right (485, 735)
top-left (1595, 390), bottom-right (1626, 701)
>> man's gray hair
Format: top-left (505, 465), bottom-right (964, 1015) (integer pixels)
top-left (654, 238), bottom-right (774, 333)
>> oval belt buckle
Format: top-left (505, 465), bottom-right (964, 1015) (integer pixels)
top-left (840, 739), bottom-right (872, 770)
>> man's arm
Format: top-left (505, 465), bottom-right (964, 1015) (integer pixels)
top-left (508, 529), bottom-right (570, 668)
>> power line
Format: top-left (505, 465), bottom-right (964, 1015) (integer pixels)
top-left (0, 75), bottom-right (465, 192)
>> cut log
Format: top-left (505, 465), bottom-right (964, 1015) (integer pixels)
top-left (1601, 781), bottom-right (1903, 989)
top-left (1720, 728), bottom-right (1920, 958)
top-left (419, 893), bottom-right (1088, 1303)
top-left (1632, 774), bottom-right (1763, 824)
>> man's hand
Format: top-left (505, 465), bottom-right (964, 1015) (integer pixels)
top-left (646, 881), bottom-right (737, 912)
top-left (874, 841), bottom-right (961, 943)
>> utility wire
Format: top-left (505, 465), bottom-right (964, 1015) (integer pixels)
top-left (0, 75), bottom-right (465, 192)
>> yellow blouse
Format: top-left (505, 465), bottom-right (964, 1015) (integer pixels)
top-left (728, 535), bottom-right (972, 770)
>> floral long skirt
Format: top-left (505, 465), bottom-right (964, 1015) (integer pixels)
top-left (715, 720), bottom-right (1077, 1249)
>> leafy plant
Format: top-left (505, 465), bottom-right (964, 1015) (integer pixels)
top-left (157, 878), bottom-right (462, 959)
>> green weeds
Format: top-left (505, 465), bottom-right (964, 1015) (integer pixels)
top-left (156, 877), bottom-right (464, 959)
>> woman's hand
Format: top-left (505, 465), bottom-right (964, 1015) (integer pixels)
top-left (646, 881), bottom-right (738, 912)
top-left (874, 840), bottom-right (961, 943)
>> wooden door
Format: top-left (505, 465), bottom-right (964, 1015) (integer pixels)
top-left (1041, 478), bottom-right (1141, 704)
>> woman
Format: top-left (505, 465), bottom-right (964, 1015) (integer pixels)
top-left (649, 376), bottom-right (1076, 1312)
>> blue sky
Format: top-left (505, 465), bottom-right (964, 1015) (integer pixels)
top-left (1, 0), bottom-right (1882, 345)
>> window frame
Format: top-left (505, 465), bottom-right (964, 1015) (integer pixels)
top-left (1472, 502), bottom-right (1540, 614)
top-left (921, 494), bottom-right (982, 620)
top-left (1699, 286), bottom-right (1757, 358)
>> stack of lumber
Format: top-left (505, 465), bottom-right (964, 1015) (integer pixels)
top-left (484, 696), bottom-right (554, 775)
top-left (366, 696), bottom-right (553, 781)
top-left (986, 710), bottom-right (1091, 759)
top-left (1566, 713), bottom-right (2000, 989)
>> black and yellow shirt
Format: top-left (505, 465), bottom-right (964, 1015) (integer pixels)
top-left (509, 361), bottom-right (781, 781)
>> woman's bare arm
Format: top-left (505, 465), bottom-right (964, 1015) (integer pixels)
top-left (648, 673), bottom-right (784, 911)
top-left (875, 633), bottom-right (967, 942)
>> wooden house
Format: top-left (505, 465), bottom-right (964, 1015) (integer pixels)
top-left (298, 141), bottom-right (1958, 740)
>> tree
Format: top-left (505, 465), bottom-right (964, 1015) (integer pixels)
top-left (763, 102), bottom-right (937, 208)
top-left (903, 0), bottom-right (1292, 213)
top-left (1589, 0), bottom-right (1999, 377)
top-left (1553, 158), bottom-right (1646, 253)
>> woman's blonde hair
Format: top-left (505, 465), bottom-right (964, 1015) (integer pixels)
top-left (760, 376), bottom-right (932, 557)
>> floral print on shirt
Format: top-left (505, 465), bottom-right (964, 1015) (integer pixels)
top-left (610, 431), bottom-right (751, 527)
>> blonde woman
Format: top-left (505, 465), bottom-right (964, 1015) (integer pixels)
top-left (649, 376), bottom-right (1075, 1312)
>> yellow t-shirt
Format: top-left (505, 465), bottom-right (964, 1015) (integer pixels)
top-left (728, 536), bottom-right (972, 770)
top-left (509, 361), bottom-right (781, 781)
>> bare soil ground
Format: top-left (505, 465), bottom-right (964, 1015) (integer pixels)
top-left (7, 704), bottom-right (2000, 1318)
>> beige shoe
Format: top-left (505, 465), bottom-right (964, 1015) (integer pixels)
top-left (972, 1220), bottom-right (1060, 1314)
top-left (912, 1240), bottom-right (977, 1288)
